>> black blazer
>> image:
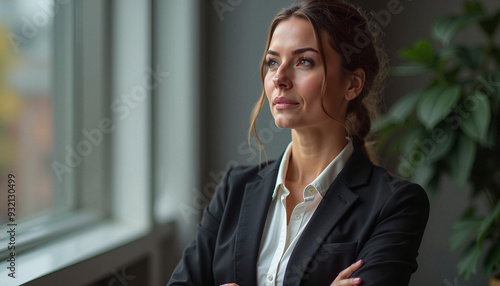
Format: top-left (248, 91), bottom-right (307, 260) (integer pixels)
top-left (168, 144), bottom-right (430, 286)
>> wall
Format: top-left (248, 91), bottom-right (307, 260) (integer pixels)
top-left (203, 0), bottom-right (500, 285)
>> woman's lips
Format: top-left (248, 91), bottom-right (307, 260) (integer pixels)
top-left (273, 97), bottom-right (299, 110)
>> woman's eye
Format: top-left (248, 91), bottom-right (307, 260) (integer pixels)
top-left (297, 58), bottom-right (313, 67)
top-left (266, 59), bottom-right (279, 69)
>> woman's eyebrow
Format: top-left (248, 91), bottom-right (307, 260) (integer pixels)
top-left (291, 47), bottom-right (319, 55)
top-left (266, 47), bottom-right (319, 56)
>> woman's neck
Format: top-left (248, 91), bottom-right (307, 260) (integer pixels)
top-left (286, 124), bottom-right (347, 186)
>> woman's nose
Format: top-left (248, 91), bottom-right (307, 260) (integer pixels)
top-left (272, 66), bottom-right (292, 90)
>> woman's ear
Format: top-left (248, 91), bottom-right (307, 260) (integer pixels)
top-left (345, 68), bottom-right (365, 101)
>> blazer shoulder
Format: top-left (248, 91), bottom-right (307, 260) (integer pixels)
top-left (337, 144), bottom-right (428, 202)
top-left (226, 159), bottom-right (279, 183)
top-left (374, 165), bottom-right (426, 191)
top-left (369, 165), bottom-right (430, 210)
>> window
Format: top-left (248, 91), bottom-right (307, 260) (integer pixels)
top-left (0, 0), bottom-right (58, 227)
top-left (0, 0), bottom-right (201, 284)
top-left (0, 0), bottom-right (90, 258)
top-left (0, 0), bottom-right (110, 264)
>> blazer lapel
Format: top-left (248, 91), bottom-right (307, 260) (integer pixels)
top-left (283, 145), bottom-right (373, 286)
top-left (234, 160), bottom-right (280, 286)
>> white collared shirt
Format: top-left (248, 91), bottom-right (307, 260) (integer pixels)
top-left (256, 139), bottom-right (354, 286)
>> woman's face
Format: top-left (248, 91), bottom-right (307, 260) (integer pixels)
top-left (264, 17), bottom-right (353, 131)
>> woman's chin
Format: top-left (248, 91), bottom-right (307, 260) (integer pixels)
top-left (273, 120), bottom-right (295, 130)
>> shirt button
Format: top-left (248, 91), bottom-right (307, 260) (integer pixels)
top-left (295, 214), bottom-right (301, 220)
top-left (268, 275), bottom-right (273, 281)
top-left (308, 188), bottom-right (314, 194)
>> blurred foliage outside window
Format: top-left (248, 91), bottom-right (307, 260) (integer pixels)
top-left (0, 1), bottom-right (54, 225)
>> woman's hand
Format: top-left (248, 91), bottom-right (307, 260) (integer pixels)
top-left (220, 260), bottom-right (362, 286)
top-left (330, 259), bottom-right (363, 286)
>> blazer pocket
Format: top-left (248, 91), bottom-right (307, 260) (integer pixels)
top-left (317, 241), bottom-right (358, 254)
top-left (301, 242), bottom-right (359, 285)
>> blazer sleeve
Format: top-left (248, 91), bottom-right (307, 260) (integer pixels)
top-left (354, 181), bottom-right (430, 285)
top-left (167, 167), bottom-right (233, 286)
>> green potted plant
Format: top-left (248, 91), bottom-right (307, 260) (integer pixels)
top-left (373, 0), bottom-right (500, 282)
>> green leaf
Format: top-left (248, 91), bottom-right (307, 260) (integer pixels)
top-left (450, 217), bottom-right (482, 252)
top-left (485, 115), bottom-right (497, 148)
top-left (483, 240), bottom-right (500, 277)
top-left (424, 124), bottom-right (456, 163)
top-left (371, 115), bottom-right (394, 133)
top-left (444, 66), bottom-right (461, 83)
top-left (390, 62), bottom-right (430, 76)
top-left (397, 127), bottom-right (426, 178)
top-left (387, 90), bottom-right (422, 122)
top-left (449, 134), bottom-right (477, 189)
top-left (453, 46), bottom-right (484, 70)
top-left (432, 14), bottom-right (487, 45)
top-left (417, 85), bottom-right (461, 130)
top-left (372, 119), bottom-right (401, 152)
top-left (438, 46), bottom-right (462, 60)
top-left (476, 72), bottom-right (500, 103)
top-left (411, 162), bottom-right (435, 187)
top-left (476, 201), bottom-right (500, 249)
top-left (479, 10), bottom-right (500, 36)
top-left (400, 40), bottom-right (435, 65)
top-left (460, 91), bottom-right (491, 143)
top-left (401, 123), bottom-right (456, 166)
top-left (461, 206), bottom-right (477, 220)
top-left (400, 126), bottom-right (426, 156)
top-left (464, 1), bottom-right (484, 15)
top-left (493, 47), bottom-right (500, 66)
top-left (457, 241), bottom-right (481, 280)
top-left (425, 174), bottom-right (440, 200)
top-left (484, 70), bottom-right (500, 102)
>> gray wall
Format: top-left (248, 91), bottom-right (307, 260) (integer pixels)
top-left (204, 0), bottom-right (292, 170)
top-left (202, 0), bottom-right (500, 285)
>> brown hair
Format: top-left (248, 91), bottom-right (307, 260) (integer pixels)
top-left (248, 0), bottom-right (387, 163)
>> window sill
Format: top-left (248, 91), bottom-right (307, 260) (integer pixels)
top-left (0, 218), bottom-right (149, 286)
top-left (0, 210), bottom-right (105, 259)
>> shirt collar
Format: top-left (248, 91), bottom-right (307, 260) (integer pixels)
top-left (272, 138), bottom-right (354, 200)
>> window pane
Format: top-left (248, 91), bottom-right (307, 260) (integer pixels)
top-left (0, 1), bottom-right (55, 224)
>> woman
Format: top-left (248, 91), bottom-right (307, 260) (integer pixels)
top-left (168, 0), bottom-right (429, 285)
